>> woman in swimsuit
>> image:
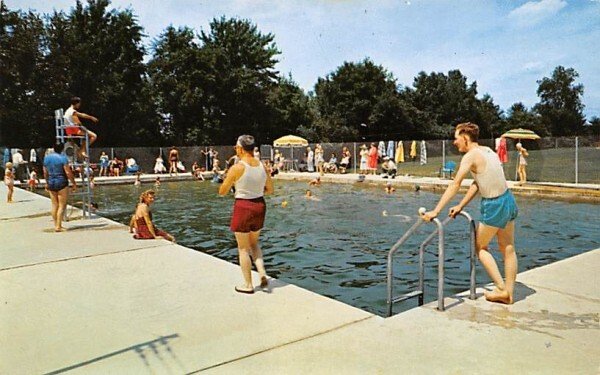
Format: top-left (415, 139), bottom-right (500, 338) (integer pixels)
top-left (131, 190), bottom-right (175, 242)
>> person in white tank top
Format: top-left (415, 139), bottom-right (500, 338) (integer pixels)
top-left (219, 135), bottom-right (274, 294)
top-left (421, 122), bottom-right (518, 305)
top-left (63, 97), bottom-right (99, 159)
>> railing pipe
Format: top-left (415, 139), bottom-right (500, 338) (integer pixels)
top-left (456, 211), bottom-right (477, 300)
top-left (386, 218), bottom-right (425, 317)
top-left (435, 218), bottom-right (445, 311)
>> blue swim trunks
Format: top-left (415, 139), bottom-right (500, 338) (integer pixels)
top-left (480, 189), bottom-right (518, 229)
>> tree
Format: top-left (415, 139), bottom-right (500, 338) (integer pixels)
top-left (504, 102), bottom-right (547, 137)
top-left (265, 75), bottom-right (313, 143)
top-left (148, 26), bottom-right (209, 144)
top-left (34, 0), bottom-right (158, 146)
top-left (405, 70), bottom-right (501, 139)
top-left (586, 116), bottom-right (600, 137)
top-left (0, 4), bottom-right (46, 146)
top-left (534, 66), bottom-right (585, 136)
top-left (311, 59), bottom-right (416, 142)
top-left (199, 17), bottom-right (280, 144)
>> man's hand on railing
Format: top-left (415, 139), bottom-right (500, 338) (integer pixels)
top-left (448, 205), bottom-right (462, 218)
top-left (420, 207), bottom-right (438, 222)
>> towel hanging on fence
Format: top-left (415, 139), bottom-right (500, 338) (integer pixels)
top-left (395, 141), bottom-right (404, 163)
top-left (497, 137), bottom-right (508, 163)
top-left (410, 141), bottom-right (417, 160)
top-left (378, 141), bottom-right (386, 157)
top-left (386, 141), bottom-right (395, 160)
top-left (420, 140), bottom-right (427, 165)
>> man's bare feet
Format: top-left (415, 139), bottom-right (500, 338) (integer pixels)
top-left (54, 227), bottom-right (65, 232)
top-left (484, 288), bottom-right (513, 304)
top-left (260, 275), bottom-right (268, 288)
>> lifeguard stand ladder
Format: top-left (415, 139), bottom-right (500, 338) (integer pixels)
top-left (54, 108), bottom-right (93, 219)
top-left (386, 211), bottom-right (477, 317)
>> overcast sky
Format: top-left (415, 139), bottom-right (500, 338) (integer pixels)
top-left (9, 0), bottom-right (600, 118)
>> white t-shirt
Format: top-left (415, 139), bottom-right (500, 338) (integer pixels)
top-left (64, 106), bottom-right (78, 126)
top-left (12, 152), bottom-right (24, 165)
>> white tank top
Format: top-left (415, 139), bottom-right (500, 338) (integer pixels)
top-left (235, 160), bottom-right (267, 199)
top-left (471, 147), bottom-right (507, 198)
top-left (64, 107), bottom-right (77, 126)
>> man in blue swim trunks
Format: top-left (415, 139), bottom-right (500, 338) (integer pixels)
top-left (422, 122), bottom-right (518, 304)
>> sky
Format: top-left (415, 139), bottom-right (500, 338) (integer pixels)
top-left (8, 0), bottom-right (600, 118)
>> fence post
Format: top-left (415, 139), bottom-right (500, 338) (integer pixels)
top-left (353, 142), bottom-right (357, 174)
top-left (575, 136), bottom-right (579, 184)
top-left (441, 140), bottom-right (446, 179)
top-left (110, 147), bottom-right (114, 159)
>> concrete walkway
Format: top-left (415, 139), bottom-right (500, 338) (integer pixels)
top-left (1, 184), bottom-right (598, 374)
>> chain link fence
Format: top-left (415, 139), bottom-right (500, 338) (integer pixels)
top-left (2, 135), bottom-right (599, 184)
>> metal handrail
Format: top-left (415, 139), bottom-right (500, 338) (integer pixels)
top-left (386, 209), bottom-right (478, 316)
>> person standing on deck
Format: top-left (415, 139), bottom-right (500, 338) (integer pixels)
top-left (421, 122), bottom-right (518, 305)
top-left (219, 135), bottom-right (274, 294)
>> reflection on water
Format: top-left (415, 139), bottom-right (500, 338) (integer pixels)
top-left (90, 179), bottom-right (599, 316)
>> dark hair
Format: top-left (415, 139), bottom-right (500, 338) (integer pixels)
top-left (71, 96), bottom-right (81, 105)
top-left (237, 135), bottom-right (256, 152)
top-left (53, 143), bottom-right (65, 153)
top-left (456, 122), bottom-right (479, 142)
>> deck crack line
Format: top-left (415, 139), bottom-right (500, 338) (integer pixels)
top-left (0, 244), bottom-right (167, 272)
top-left (522, 282), bottom-right (600, 303)
top-left (187, 315), bottom-right (376, 374)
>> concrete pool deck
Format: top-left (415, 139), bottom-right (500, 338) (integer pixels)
top-left (1, 183), bottom-right (599, 374)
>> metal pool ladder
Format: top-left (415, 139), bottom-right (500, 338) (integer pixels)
top-left (386, 210), bottom-right (477, 317)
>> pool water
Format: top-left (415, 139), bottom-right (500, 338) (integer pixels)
top-left (90, 180), bottom-right (599, 316)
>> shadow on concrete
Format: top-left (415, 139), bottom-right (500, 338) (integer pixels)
top-left (63, 223), bottom-right (109, 231)
top-left (513, 282), bottom-right (537, 303)
top-left (44, 334), bottom-right (182, 375)
top-left (439, 283), bottom-right (536, 311)
top-left (258, 279), bottom-right (290, 294)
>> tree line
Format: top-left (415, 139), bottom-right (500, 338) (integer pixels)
top-left (1, 0), bottom-right (598, 148)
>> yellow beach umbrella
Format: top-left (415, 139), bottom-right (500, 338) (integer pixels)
top-left (273, 135), bottom-right (308, 147)
top-left (501, 128), bottom-right (540, 140)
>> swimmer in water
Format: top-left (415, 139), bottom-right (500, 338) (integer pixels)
top-left (385, 182), bottom-right (395, 194)
top-left (305, 189), bottom-right (321, 201)
top-left (308, 176), bottom-right (321, 186)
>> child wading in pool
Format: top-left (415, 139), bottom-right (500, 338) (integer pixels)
top-left (421, 122), bottom-right (518, 304)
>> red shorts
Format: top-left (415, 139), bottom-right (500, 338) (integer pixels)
top-left (65, 125), bottom-right (81, 136)
top-left (230, 197), bottom-right (266, 233)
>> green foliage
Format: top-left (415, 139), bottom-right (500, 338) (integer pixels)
top-left (404, 70), bottom-right (502, 139)
top-left (311, 59), bottom-right (419, 141)
top-left (587, 117), bottom-right (600, 137)
top-left (0, 3), bottom-right (46, 146)
top-left (504, 102), bottom-right (547, 137)
top-left (534, 66), bottom-right (585, 136)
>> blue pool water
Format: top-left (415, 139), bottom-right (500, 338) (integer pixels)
top-left (92, 180), bottom-right (599, 316)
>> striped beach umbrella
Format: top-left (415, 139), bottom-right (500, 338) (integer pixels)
top-left (501, 128), bottom-right (540, 140)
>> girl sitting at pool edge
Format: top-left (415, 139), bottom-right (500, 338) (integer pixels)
top-left (131, 190), bottom-right (175, 242)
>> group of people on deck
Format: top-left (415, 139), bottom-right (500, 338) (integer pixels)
top-left (3, 96), bottom-right (522, 305)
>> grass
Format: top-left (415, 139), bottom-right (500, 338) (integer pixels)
top-left (384, 147), bottom-right (600, 184)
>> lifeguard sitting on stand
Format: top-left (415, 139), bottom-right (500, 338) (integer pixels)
top-left (64, 96), bottom-right (99, 158)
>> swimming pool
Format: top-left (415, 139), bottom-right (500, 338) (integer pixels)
top-left (91, 180), bottom-right (599, 316)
